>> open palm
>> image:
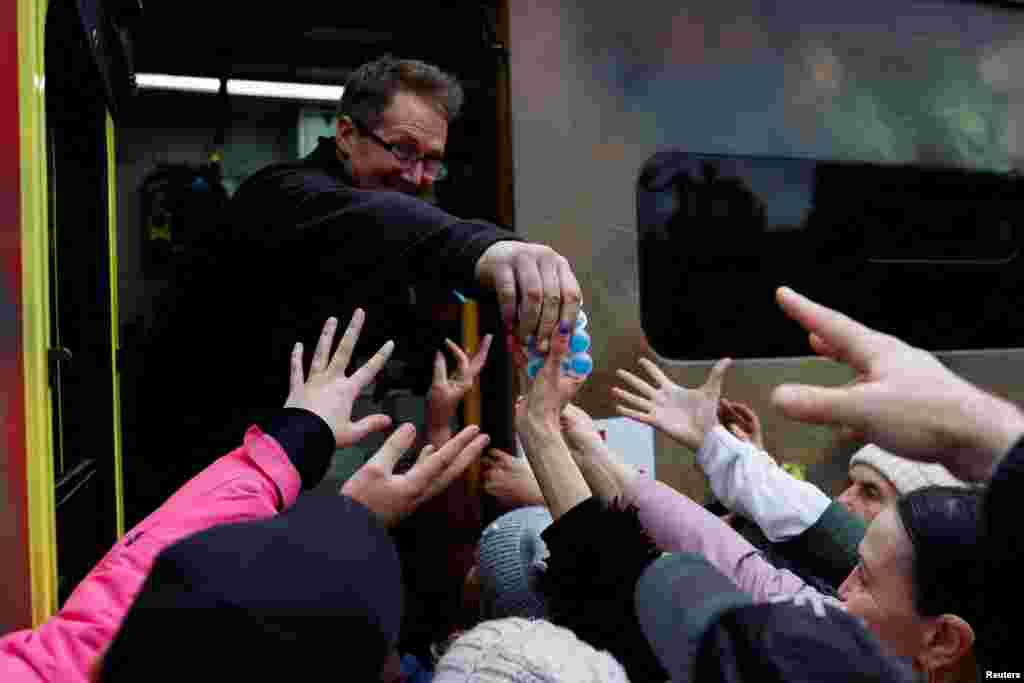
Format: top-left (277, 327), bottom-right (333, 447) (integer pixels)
top-left (613, 358), bottom-right (732, 452)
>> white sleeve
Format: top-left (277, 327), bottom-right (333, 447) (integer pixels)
top-left (696, 426), bottom-right (831, 542)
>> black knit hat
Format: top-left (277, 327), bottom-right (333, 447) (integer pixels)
top-left (99, 493), bottom-right (403, 681)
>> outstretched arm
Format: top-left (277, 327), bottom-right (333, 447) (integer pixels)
top-left (770, 287), bottom-right (1024, 482)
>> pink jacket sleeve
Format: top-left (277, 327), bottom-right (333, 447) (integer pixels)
top-left (0, 426), bottom-right (302, 683)
top-left (622, 475), bottom-right (810, 602)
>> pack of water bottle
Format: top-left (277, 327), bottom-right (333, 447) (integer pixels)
top-left (525, 310), bottom-right (593, 380)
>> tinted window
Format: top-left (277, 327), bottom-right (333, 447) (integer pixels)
top-left (637, 150), bottom-right (1024, 359)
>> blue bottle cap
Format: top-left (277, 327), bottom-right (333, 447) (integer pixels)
top-left (570, 354), bottom-right (593, 377)
top-left (569, 330), bottom-right (591, 354)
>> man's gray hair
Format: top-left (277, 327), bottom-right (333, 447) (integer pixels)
top-left (338, 55), bottom-right (464, 128)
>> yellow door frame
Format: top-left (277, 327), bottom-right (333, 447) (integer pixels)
top-left (18, 0), bottom-right (58, 626)
top-left (18, 0), bottom-right (124, 626)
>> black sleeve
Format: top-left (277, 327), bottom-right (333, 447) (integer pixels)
top-left (231, 166), bottom-right (523, 300)
top-left (979, 436), bottom-right (1024, 673)
top-left (538, 497), bottom-right (668, 682)
top-left (259, 408), bottom-right (335, 491)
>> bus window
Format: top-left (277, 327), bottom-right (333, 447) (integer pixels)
top-left (637, 151), bottom-right (1024, 360)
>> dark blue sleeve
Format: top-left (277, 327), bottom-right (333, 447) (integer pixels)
top-left (978, 436), bottom-right (1024, 673)
top-left (260, 408), bottom-right (335, 490)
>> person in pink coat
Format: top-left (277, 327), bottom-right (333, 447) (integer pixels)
top-left (0, 310), bottom-right (489, 683)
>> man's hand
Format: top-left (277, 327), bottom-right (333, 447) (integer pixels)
top-left (284, 310), bottom-right (394, 449)
top-left (719, 398), bottom-right (766, 451)
top-left (770, 286), bottom-right (1024, 482)
top-left (426, 335), bottom-right (493, 436)
top-left (613, 358), bottom-right (732, 452)
top-left (340, 424), bottom-right (490, 527)
top-left (475, 241), bottom-right (583, 352)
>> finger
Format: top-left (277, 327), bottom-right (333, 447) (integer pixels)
top-left (409, 425), bottom-right (482, 484)
top-left (289, 342), bottom-right (305, 394)
top-left (702, 358), bottom-right (733, 397)
top-left (433, 350), bottom-right (447, 385)
top-left (349, 340), bottom-right (396, 389)
top-left (809, 333), bottom-right (841, 361)
top-left (533, 326), bottom-right (569, 395)
top-left (487, 447), bottom-right (513, 461)
top-left (493, 264), bottom-right (518, 333)
top-left (730, 402), bottom-right (757, 424)
top-left (311, 317), bottom-right (339, 375)
top-left (515, 255), bottom-right (545, 344)
top-left (424, 433), bottom-right (491, 500)
top-left (444, 338), bottom-right (470, 379)
top-left (771, 383), bottom-right (863, 430)
top-left (775, 287), bottom-right (877, 372)
top-left (329, 308), bottom-right (366, 375)
top-left (611, 387), bottom-right (652, 413)
top-left (507, 332), bottom-right (529, 369)
top-left (729, 424), bottom-right (751, 441)
top-left (556, 257), bottom-right (583, 339)
top-left (366, 423), bottom-right (417, 470)
top-left (345, 413), bottom-right (394, 446)
top-left (637, 358), bottom-right (672, 388)
top-left (615, 368), bottom-right (657, 399)
top-left (468, 334), bottom-right (494, 375)
top-left (615, 404), bottom-right (655, 424)
top-left (535, 257), bottom-right (562, 352)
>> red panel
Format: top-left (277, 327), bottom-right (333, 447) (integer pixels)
top-left (0, 1), bottom-right (34, 633)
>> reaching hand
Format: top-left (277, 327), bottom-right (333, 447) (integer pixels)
top-left (481, 448), bottom-right (545, 510)
top-left (515, 325), bottom-right (577, 435)
top-left (613, 358), bottom-right (732, 452)
top-left (340, 424), bottom-right (491, 527)
top-left (475, 241), bottom-right (583, 352)
top-left (770, 286), bottom-right (1024, 482)
top-left (284, 310), bottom-right (394, 449)
top-left (719, 398), bottom-right (766, 451)
top-left (426, 335), bottom-right (493, 430)
top-left (560, 403), bottom-right (605, 454)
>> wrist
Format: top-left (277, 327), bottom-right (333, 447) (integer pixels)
top-left (955, 391), bottom-right (1024, 481)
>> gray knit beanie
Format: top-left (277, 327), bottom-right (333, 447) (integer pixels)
top-left (433, 617), bottom-right (631, 683)
top-left (477, 506), bottom-right (552, 620)
top-left (849, 444), bottom-right (968, 496)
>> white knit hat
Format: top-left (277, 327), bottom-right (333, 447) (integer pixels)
top-left (433, 618), bottom-right (631, 683)
top-left (848, 444), bottom-right (968, 496)
top-left (476, 506), bottom-right (552, 620)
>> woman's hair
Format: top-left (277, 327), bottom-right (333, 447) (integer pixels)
top-left (338, 55), bottom-right (464, 128)
top-left (895, 485), bottom-right (983, 628)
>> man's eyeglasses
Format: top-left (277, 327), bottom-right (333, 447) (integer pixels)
top-left (350, 117), bottom-right (448, 181)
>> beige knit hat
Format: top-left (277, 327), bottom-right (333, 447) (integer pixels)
top-left (433, 618), bottom-right (630, 683)
top-left (848, 444), bottom-right (968, 495)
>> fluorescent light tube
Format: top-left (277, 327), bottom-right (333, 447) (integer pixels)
top-left (226, 79), bottom-right (343, 102)
top-left (135, 73), bottom-right (221, 93)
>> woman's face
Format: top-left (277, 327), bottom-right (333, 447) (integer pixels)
top-left (837, 507), bottom-right (924, 659)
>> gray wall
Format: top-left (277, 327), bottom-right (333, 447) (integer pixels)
top-left (508, 1), bottom-right (1024, 497)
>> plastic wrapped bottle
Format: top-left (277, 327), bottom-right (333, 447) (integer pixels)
top-left (526, 310), bottom-right (593, 380)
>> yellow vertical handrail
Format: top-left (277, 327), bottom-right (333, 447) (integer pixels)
top-left (18, 0), bottom-right (59, 625)
top-left (106, 112), bottom-right (125, 539)
top-left (461, 300), bottom-right (482, 497)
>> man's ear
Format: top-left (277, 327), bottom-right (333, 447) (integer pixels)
top-left (916, 614), bottom-right (974, 673)
top-left (335, 116), bottom-right (355, 156)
